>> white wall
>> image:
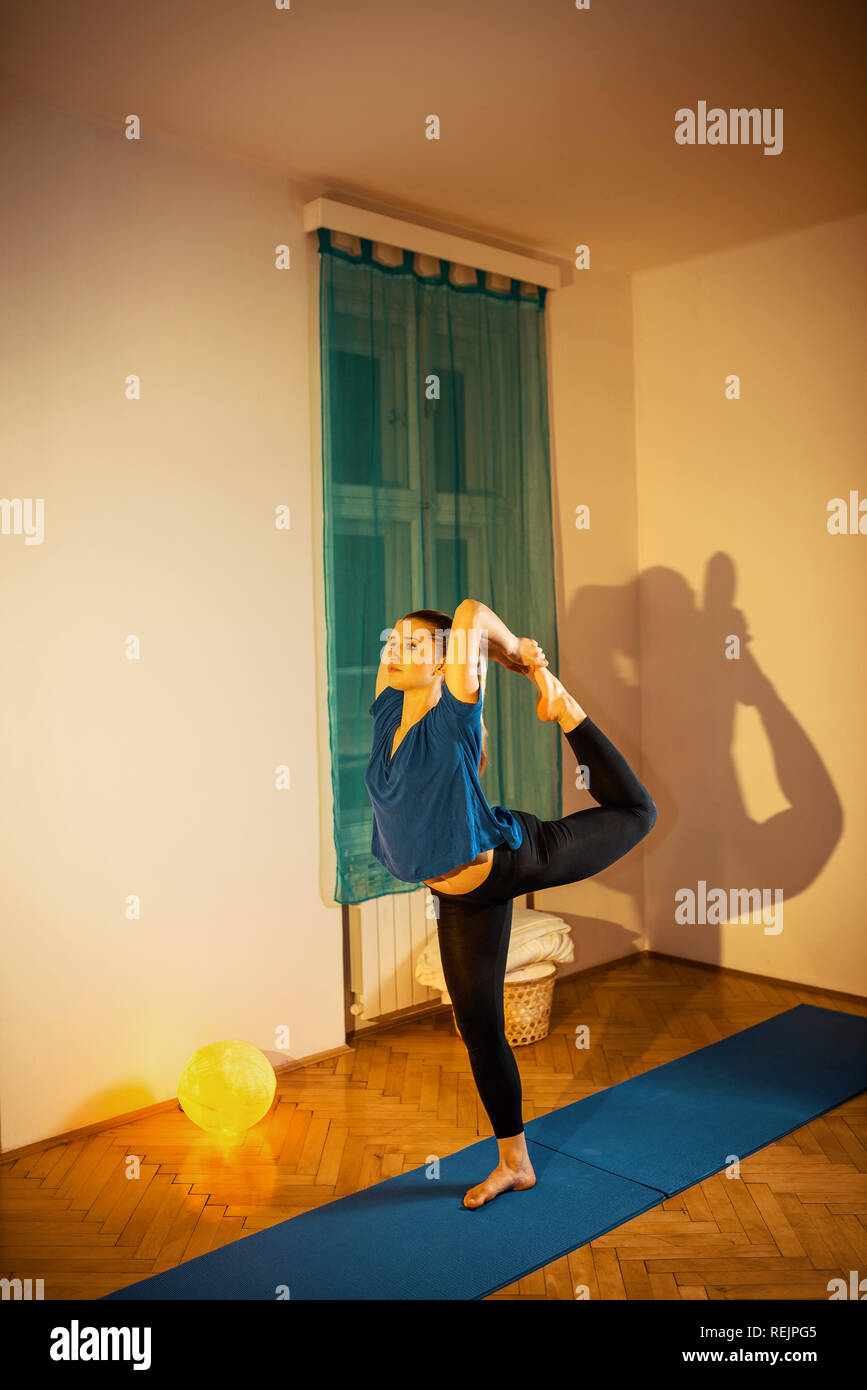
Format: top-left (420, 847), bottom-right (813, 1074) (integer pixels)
top-left (634, 215), bottom-right (866, 994)
top-left (541, 268), bottom-right (651, 965)
top-left (0, 91), bottom-right (343, 1152)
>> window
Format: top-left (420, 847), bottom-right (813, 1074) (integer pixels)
top-left (318, 228), bottom-right (561, 903)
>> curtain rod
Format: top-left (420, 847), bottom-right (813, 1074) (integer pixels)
top-left (302, 197), bottom-right (562, 291)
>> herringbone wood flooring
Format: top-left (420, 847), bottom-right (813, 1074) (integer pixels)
top-left (2, 954), bottom-right (865, 1301)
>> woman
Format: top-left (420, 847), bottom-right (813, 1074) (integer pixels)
top-left (364, 599), bottom-right (657, 1209)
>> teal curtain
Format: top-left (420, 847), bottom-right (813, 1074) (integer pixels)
top-left (318, 227), bottom-right (561, 904)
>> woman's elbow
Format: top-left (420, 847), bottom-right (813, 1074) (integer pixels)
top-left (454, 598), bottom-right (482, 622)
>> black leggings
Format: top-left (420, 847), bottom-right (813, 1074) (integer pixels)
top-left (429, 717), bottom-right (657, 1139)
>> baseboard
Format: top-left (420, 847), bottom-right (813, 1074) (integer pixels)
top-left (0, 1042), bottom-right (355, 1161)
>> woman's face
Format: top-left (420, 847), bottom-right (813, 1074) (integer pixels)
top-left (383, 619), bottom-right (446, 690)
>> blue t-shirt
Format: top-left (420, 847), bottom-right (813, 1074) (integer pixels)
top-left (363, 681), bottom-right (523, 884)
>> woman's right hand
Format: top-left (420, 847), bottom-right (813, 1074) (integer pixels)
top-left (517, 637), bottom-right (548, 672)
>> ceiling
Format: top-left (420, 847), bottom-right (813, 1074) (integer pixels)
top-left (1, 0), bottom-right (865, 273)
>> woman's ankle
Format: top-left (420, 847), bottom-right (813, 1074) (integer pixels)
top-left (558, 696), bottom-right (586, 732)
top-left (497, 1131), bottom-right (529, 1168)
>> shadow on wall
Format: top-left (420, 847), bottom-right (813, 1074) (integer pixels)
top-left (557, 550), bottom-right (843, 965)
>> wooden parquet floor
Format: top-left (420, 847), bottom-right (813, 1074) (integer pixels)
top-left (2, 955), bottom-right (866, 1301)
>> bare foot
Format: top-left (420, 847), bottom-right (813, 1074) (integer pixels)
top-left (463, 1158), bottom-right (537, 1209)
top-left (531, 667), bottom-right (584, 729)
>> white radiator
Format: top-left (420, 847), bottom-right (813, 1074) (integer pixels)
top-left (347, 887), bottom-right (439, 1027)
top-left (347, 885), bottom-right (528, 1030)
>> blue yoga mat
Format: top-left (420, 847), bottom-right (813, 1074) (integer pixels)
top-left (525, 1002), bottom-right (867, 1196)
top-left (103, 1003), bottom-right (867, 1301)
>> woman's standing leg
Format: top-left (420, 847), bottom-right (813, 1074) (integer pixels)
top-left (428, 669), bottom-right (658, 1210)
top-left (433, 888), bottom-right (537, 1208)
top-left (435, 897), bottom-right (523, 1137)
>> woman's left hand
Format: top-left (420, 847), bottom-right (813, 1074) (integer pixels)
top-left (517, 637), bottom-right (548, 672)
top-left (500, 653), bottom-right (531, 673)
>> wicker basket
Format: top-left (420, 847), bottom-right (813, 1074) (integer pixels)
top-left (452, 961), bottom-right (557, 1048)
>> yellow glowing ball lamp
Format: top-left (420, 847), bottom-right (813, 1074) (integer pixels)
top-left (177, 1040), bottom-right (276, 1136)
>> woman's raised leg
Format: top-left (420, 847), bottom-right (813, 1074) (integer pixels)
top-left (513, 668), bottom-right (658, 895)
